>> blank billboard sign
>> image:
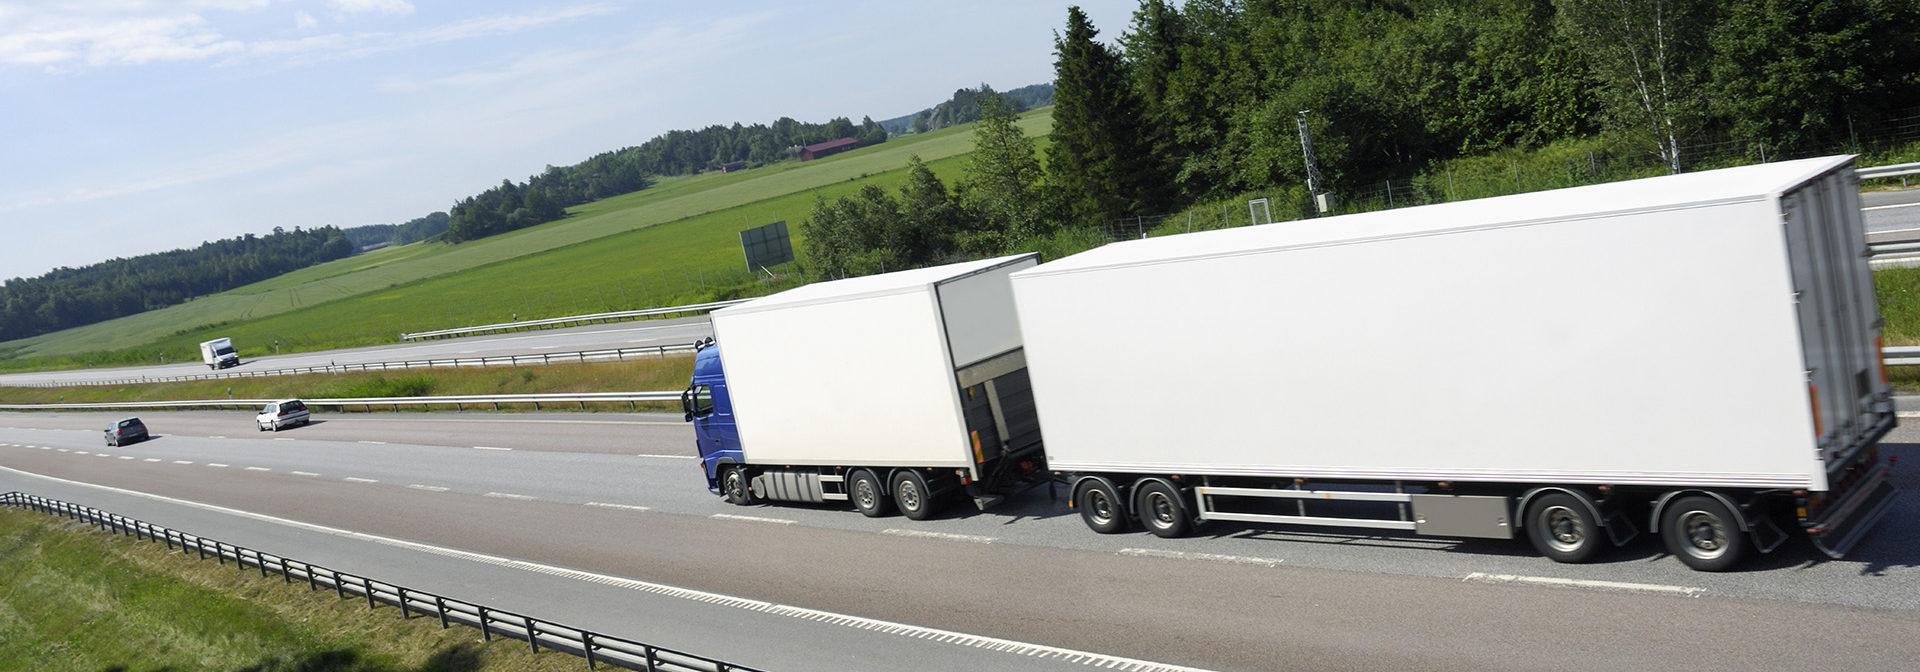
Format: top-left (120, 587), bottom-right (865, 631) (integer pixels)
top-left (740, 220), bottom-right (795, 271)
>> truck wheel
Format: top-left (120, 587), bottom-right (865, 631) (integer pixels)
top-left (722, 467), bottom-right (756, 506)
top-left (1135, 481), bottom-right (1192, 538)
top-left (892, 471), bottom-right (938, 521)
top-left (1524, 492), bottom-right (1604, 563)
top-left (1076, 479), bottom-right (1128, 534)
top-left (850, 470), bottom-right (892, 517)
top-left (1661, 495), bottom-right (1748, 572)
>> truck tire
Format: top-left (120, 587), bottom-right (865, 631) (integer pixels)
top-left (722, 466), bottom-right (756, 506)
top-left (850, 469), bottom-right (892, 517)
top-left (1135, 481), bottom-right (1192, 538)
top-left (1660, 495), bottom-right (1748, 572)
top-left (1524, 492), bottom-right (1604, 563)
top-left (1076, 479), bottom-right (1128, 534)
top-left (892, 471), bottom-right (938, 521)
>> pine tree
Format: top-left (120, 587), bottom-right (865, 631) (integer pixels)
top-left (1049, 5), bottom-right (1167, 226)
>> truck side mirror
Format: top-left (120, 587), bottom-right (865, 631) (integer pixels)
top-left (680, 388), bottom-right (694, 422)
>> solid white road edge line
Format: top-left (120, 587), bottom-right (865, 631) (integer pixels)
top-left (709, 513), bottom-right (796, 525)
top-left (0, 464), bottom-right (1216, 672)
top-left (634, 453), bottom-right (697, 460)
top-left (1461, 572), bottom-right (1705, 597)
top-left (584, 502), bottom-right (652, 511)
top-left (1864, 201), bottom-right (1920, 212)
top-left (473, 446), bottom-right (513, 451)
top-left (1117, 548), bottom-right (1284, 567)
top-left (881, 529), bottom-right (995, 544)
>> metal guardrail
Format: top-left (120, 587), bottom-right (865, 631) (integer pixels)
top-left (1884, 346), bottom-right (1920, 366)
top-left (401, 300), bottom-right (749, 341)
top-left (0, 391), bottom-right (683, 412)
top-left (0, 492), bottom-right (763, 672)
top-left (28, 344), bottom-right (697, 389)
top-left (1860, 161), bottom-right (1920, 180)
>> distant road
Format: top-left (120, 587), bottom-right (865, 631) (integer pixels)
top-left (0, 316), bottom-right (713, 387)
top-left (2, 411), bottom-right (1917, 670)
top-left (1866, 188), bottom-right (1920, 236)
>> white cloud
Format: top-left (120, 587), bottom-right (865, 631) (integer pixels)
top-left (326, 0), bottom-right (415, 17)
top-left (0, 3), bottom-right (618, 70)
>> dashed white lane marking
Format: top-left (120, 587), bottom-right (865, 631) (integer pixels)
top-left (57, 449), bottom-right (71, 453)
top-left (1118, 548), bottom-right (1284, 568)
top-left (344, 477), bottom-right (379, 483)
top-left (634, 453), bottom-right (697, 460)
top-left (118, 456), bottom-right (135, 460)
top-left (484, 491), bottom-right (537, 500)
top-left (74, 451), bottom-right (89, 455)
top-left (244, 466), bottom-right (272, 472)
top-left (1461, 572), bottom-right (1705, 597)
top-left (408, 484), bottom-right (450, 492)
top-left (38, 447), bottom-right (51, 450)
top-left (1864, 201), bottom-right (1920, 212)
top-left (143, 458), bottom-right (160, 463)
top-left (359, 441), bottom-right (388, 445)
top-left (710, 513), bottom-right (796, 525)
top-left (473, 446), bottom-right (512, 451)
top-left (291, 471), bottom-right (320, 477)
top-left (882, 529), bottom-right (996, 544)
top-left (95, 454), bottom-right (111, 458)
top-left (208, 435), bottom-right (226, 439)
top-left (272, 438), bottom-right (294, 442)
top-left (207, 463), bottom-right (229, 468)
top-left (172, 461), bottom-right (193, 465)
top-left (0, 465), bottom-right (1215, 672)
top-left (584, 502), bottom-right (651, 512)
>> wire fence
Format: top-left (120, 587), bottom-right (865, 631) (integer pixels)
top-left (0, 491), bottom-right (766, 672)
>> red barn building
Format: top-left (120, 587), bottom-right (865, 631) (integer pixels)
top-left (799, 137), bottom-right (859, 160)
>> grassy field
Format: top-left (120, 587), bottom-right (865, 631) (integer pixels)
top-left (0, 505), bottom-right (594, 671)
top-left (0, 110), bottom-right (1052, 368)
top-left (0, 356), bottom-right (695, 407)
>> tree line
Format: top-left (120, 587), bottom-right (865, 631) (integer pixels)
top-left (880, 82), bottom-right (1057, 135)
top-left (342, 211), bottom-right (449, 249)
top-left (0, 227), bottom-right (354, 342)
top-left (804, 0), bottom-right (1920, 279)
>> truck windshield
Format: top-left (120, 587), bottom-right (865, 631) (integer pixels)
top-left (214, 346), bottom-right (235, 356)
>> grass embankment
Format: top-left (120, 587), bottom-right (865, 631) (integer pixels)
top-left (0, 110), bottom-right (1052, 370)
top-left (0, 506), bottom-right (588, 671)
top-left (0, 357), bottom-right (694, 409)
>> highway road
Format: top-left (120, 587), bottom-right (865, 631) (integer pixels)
top-left (1866, 188), bottom-right (1920, 234)
top-left (0, 316), bottom-right (713, 388)
top-left (2, 409), bottom-right (1917, 670)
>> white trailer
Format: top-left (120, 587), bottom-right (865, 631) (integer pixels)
top-left (199, 338), bottom-right (239, 369)
top-left (694, 253), bottom-right (1047, 519)
top-left (1010, 155), bottom-right (1895, 570)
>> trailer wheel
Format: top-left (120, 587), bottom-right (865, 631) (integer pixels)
top-left (1524, 492), bottom-right (1604, 563)
top-left (1135, 481), bottom-right (1192, 538)
top-left (1076, 479), bottom-right (1127, 534)
top-left (722, 466), bottom-right (756, 506)
top-left (850, 470), bottom-right (892, 517)
top-left (1660, 495), bottom-right (1747, 572)
top-left (892, 471), bottom-right (938, 521)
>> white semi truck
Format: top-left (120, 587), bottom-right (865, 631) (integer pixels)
top-left (687, 156), bottom-right (1896, 570)
top-left (199, 337), bottom-right (240, 369)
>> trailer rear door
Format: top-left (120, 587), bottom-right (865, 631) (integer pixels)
top-left (1780, 163), bottom-right (1891, 470)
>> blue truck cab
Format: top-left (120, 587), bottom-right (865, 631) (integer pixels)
top-left (683, 339), bottom-right (742, 493)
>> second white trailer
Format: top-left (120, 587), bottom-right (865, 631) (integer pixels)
top-left (1010, 155), bottom-right (1895, 570)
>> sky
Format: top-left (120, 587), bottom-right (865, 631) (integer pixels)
top-left (0, 0), bottom-right (1134, 281)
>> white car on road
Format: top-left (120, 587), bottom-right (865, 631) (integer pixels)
top-left (257, 399), bottom-right (311, 432)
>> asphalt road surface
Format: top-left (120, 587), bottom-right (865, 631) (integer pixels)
top-left (0, 316), bottom-right (713, 387)
top-left (1866, 188), bottom-right (1920, 236)
top-left (2, 409), bottom-right (1917, 671)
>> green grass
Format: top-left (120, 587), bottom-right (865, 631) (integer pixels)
top-left (0, 505), bottom-right (595, 671)
top-left (0, 356), bottom-right (695, 407)
top-left (1, 110), bottom-right (1052, 368)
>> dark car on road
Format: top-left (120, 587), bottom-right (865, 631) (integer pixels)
top-left (105, 417), bottom-right (149, 446)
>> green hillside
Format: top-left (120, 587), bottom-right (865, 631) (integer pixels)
top-left (1, 110), bottom-right (1052, 368)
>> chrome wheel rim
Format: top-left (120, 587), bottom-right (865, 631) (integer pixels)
top-left (725, 470), bottom-right (745, 499)
top-left (854, 478), bottom-right (877, 510)
top-left (1679, 510), bottom-right (1728, 560)
top-left (1147, 491), bottom-right (1177, 528)
top-left (898, 479), bottom-right (921, 511)
top-left (1541, 505), bottom-right (1586, 553)
top-left (1086, 488), bottom-right (1114, 526)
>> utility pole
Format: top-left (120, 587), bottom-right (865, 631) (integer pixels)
top-left (1297, 110), bottom-right (1333, 215)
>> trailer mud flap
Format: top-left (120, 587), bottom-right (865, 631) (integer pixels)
top-left (1810, 464), bottom-right (1898, 559)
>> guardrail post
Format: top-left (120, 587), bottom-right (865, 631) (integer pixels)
top-left (435, 596), bottom-right (449, 629)
top-left (478, 606), bottom-right (492, 641)
top-left (397, 587), bottom-right (411, 619)
top-left (527, 616), bottom-right (539, 653)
